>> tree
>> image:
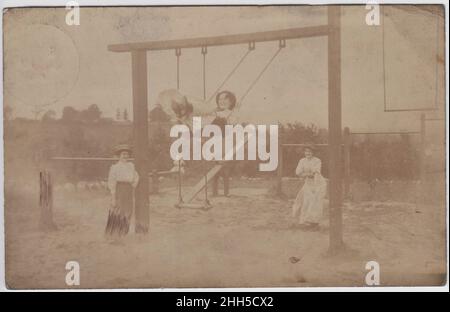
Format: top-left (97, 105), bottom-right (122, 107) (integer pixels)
top-left (41, 109), bottom-right (56, 122)
top-left (149, 105), bottom-right (170, 122)
top-left (82, 104), bottom-right (102, 123)
top-left (61, 106), bottom-right (79, 123)
top-left (32, 105), bottom-right (48, 120)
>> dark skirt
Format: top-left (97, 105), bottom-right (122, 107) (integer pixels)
top-left (212, 161), bottom-right (234, 196)
top-left (105, 182), bottom-right (133, 236)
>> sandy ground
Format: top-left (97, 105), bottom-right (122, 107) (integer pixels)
top-left (5, 182), bottom-right (447, 289)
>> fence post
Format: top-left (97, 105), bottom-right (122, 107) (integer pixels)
top-left (39, 170), bottom-right (57, 231)
top-left (343, 127), bottom-right (351, 199)
top-left (420, 113), bottom-right (426, 182)
top-left (276, 143), bottom-right (284, 196)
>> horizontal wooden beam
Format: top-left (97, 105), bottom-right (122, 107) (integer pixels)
top-left (425, 117), bottom-right (445, 121)
top-left (351, 131), bottom-right (419, 135)
top-left (281, 143), bottom-right (344, 147)
top-left (148, 170), bottom-right (178, 177)
top-left (384, 107), bottom-right (438, 112)
top-left (51, 157), bottom-right (129, 161)
top-left (108, 25), bottom-right (329, 52)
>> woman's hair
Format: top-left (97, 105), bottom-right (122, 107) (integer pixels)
top-left (216, 91), bottom-right (237, 110)
top-left (171, 96), bottom-right (193, 118)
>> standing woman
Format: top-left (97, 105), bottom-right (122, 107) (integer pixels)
top-left (105, 144), bottom-right (139, 236)
top-left (292, 145), bottom-right (327, 231)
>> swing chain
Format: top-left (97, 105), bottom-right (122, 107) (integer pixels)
top-left (206, 45), bottom-right (253, 103)
top-left (201, 46), bottom-right (208, 99)
top-left (175, 48), bottom-right (182, 90)
top-left (234, 40), bottom-right (285, 113)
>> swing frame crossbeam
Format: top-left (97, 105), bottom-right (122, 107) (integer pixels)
top-left (108, 25), bottom-right (329, 52)
top-left (108, 7), bottom-right (344, 252)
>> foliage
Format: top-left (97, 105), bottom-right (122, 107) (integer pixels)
top-left (61, 104), bottom-right (102, 123)
top-left (4, 115), bottom-right (421, 184)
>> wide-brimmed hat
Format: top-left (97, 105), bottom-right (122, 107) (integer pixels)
top-left (114, 144), bottom-right (132, 156)
top-left (303, 144), bottom-right (315, 153)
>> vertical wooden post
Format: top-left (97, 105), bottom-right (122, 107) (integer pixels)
top-left (275, 123), bottom-right (284, 197)
top-left (327, 6), bottom-right (344, 254)
top-left (177, 159), bottom-right (183, 204)
top-left (366, 135), bottom-right (373, 182)
top-left (39, 171), bottom-right (57, 231)
top-left (204, 172), bottom-right (211, 207)
top-left (131, 50), bottom-right (150, 234)
top-left (276, 144), bottom-right (284, 196)
top-left (150, 170), bottom-right (159, 194)
top-left (420, 113), bottom-right (426, 182)
top-left (365, 134), bottom-right (374, 200)
top-left (343, 127), bottom-right (351, 199)
top-left (223, 166), bottom-right (230, 196)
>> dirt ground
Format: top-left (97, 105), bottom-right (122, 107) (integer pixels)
top-left (4, 180), bottom-right (447, 289)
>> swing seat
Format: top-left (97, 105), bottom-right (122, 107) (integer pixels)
top-left (175, 201), bottom-right (212, 210)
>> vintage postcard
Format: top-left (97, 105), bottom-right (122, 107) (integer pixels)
top-left (1, 3), bottom-right (447, 289)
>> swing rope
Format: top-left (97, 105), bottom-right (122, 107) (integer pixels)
top-left (175, 48), bottom-right (182, 90)
top-left (381, 6), bottom-right (387, 112)
top-left (231, 39), bottom-right (286, 118)
top-left (201, 46), bottom-right (208, 100)
top-left (174, 39), bottom-right (285, 206)
top-left (174, 39), bottom-right (284, 118)
top-left (206, 42), bottom-right (255, 103)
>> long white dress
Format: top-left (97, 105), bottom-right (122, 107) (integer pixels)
top-left (292, 156), bottom-right (327, 224)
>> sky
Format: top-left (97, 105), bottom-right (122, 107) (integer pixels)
top-left (2, 5), bottom-right (445, 132)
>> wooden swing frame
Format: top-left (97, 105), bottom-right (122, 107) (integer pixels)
top-left (107, 6), bottom-right (344, 253)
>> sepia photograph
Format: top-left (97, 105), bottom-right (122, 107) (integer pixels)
top-left (1, 2), bottom-right (448, 290)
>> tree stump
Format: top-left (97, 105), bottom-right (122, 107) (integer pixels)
top-left (39, 171), bottom-right (57, 231)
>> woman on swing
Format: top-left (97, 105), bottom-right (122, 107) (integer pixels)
top-left (168, 89), bottom-right (238, 196)
top-left (292, 145), bottom-right (327, 231)
top-left (167, 90), bottom-right (237, 128)
top-left (210, 90), bottom-right (237, 196)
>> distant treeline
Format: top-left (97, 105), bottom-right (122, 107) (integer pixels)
top-left (277, 124), bottom-right (420, 181)
top-left (4, 104), bottom-right (132, 125)
top-left (4, 117), bottom-right (421, 185)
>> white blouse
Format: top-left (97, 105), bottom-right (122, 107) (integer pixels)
top-left (202, 109), bottom-right (238, 126)
top-left (295, 156), bottom-right (322, 177)
top-left (108, 161), bottom-right (139, 194)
